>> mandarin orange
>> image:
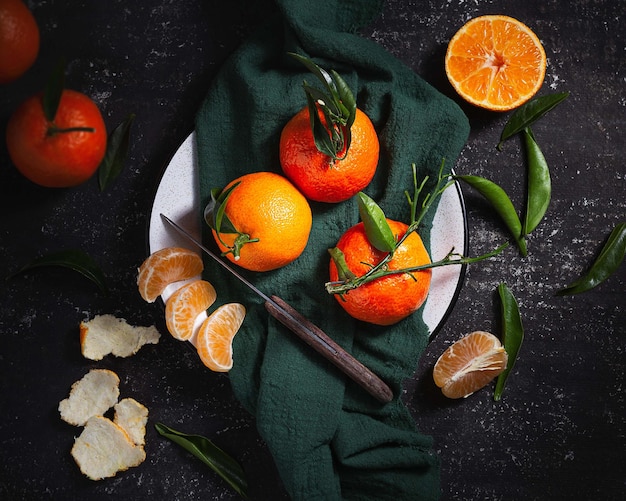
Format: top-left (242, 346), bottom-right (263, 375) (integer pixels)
top-left (210, 171), bottom-right (312, 272)
top-left (0, 0), bottom-right (40, 83)
top-left (280, 106), bottom-right (379, 203)
top-left (6, 89), bottom-right (107, 187)
top-left (433, 330), bottom-right (508, 399)
top-left (445, 15), bottom-right (546, 111)
top-left (137, 247), bottom-right (204, 303)
top-left (328, 219), bottom-right (431, 326)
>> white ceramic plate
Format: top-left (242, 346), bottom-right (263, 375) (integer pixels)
top-left (148, 132), bottom-right (468, 339)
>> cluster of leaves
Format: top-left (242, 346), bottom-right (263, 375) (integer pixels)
top-left (489, 92), bottom-right (625, 296)
top-left (290, 52), bottom-right (356, 161)
top-left (203, 181), bottom-right (259, 260)
top-left (462, 92), bottom-right (625, 400)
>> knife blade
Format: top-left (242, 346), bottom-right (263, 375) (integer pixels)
top-left (160, 213), bottom-right (393, 403)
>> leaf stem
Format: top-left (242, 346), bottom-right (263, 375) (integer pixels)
top-left (326, 240), bottom-right (508, 295)
top-left (46, 125), bottom-right (95, 137)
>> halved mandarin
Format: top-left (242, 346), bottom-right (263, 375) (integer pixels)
top-left (445, 15), bottom-right (546, 111)
top-left (196, 303), bottom-right (246, 372)
top-left (165, 279), bottom-right (217, 341)
top-left (433, 331), bottom-right (508, 398)
top-left (137, 247), bottom-right (203, 303)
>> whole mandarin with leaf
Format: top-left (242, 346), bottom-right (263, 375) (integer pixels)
top-left (207, 171), bottom-right (312, 272)
top-left (328, 219), bottom-right (432, 326)
top-left (0, 0), bottom-right (40, 84)
top-left (6, 89), bottom-right (107, 187)
top-left (279, 54), bottom-right (379, 203)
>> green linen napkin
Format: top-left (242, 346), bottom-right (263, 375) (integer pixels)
top-left (195, 0), bottom-right (469, 499)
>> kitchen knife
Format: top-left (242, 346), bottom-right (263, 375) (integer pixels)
top-left (160, 213), bottom-right (393, 403)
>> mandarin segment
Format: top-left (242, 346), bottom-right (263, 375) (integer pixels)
top-left (445, 15), bottom-right (546, 111)
top-left (433, 331), bottom-right (508, 399)
top-left (164, 279), bottom-right (217, 341)
top-left (196, 303), bottom-right (246, 372)
top-left (137, 246), bottom-right (204, 303)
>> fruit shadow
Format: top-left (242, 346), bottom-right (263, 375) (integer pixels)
top-left (421, 44), bottom-right (504, 134)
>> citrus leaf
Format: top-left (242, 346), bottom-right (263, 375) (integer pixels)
top-left (454, 175), bottom-right (527, 256)
top-left (497, 91), bottom-right (570, 150)
top-left (155, 422), bottom-right (248, 499)
top-left (522, 127), bottom-right (551, 235)
top-left (330, 69), bottom-right (356, 128)
top-left (8, 249), bottom-right (108, 295)
top-left (357, 192), bottom-right (396, 252)
top-left (556, 222), bottom-right (626, 295)
top-left (42, 59), bottom-right (66, 122)
top-left (289, 52), bottom-right (356, 160)
top-left (203, 183), bottom-right (239, 234)
top-left (289, 52), bottom-right (339, 101)
top-left (98, 113), bottom-right (135, 191)
top-left (494, 283), bottom-right (524, 401)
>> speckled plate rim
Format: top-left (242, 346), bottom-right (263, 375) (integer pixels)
top-left (146, 131), bottom-right (468, 340)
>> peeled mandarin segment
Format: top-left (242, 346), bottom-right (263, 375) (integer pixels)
top-left (137, 247), bottom-right (204, 303)
top-left (433, 331), bottom-right (508, 399)
top-left (164, 280), bottom-right (217, 341)
top-left (445, 15), bottom-right (546, 111)
top-left (196, 303), bottom-right (246, 372)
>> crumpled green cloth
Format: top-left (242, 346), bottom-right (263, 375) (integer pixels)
top-left (195, 0), bottom-right (469, 499)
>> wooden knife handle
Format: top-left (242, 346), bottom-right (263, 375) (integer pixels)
top-left (264, 295), bottom-right (393, 403)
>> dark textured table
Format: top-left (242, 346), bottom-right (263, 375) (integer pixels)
top-left (1, 1), bottom-right (624, 500)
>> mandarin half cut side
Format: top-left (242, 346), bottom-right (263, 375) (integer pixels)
top-left (445, 15), bottom-right (546, 111)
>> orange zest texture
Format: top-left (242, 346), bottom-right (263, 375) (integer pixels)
top-left (433, 331), bottom-right (508, 399)
top-left (445, 15), bottom-right (546, 111)
top-left (211, 171), bottom-right (312, 272)
top-left (0, 0), bottom-right (40, 83)
top-left (280, 106), bottom-right (379, 203)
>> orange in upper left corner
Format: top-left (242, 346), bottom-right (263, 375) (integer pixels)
top-left (0, 0), bottom-right (40, 84)
top-left (445, 15), bottom-right (546, 111)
